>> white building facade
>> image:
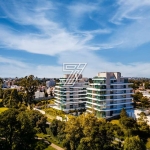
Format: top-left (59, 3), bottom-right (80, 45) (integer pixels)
top-left (86, 72), bottom-right (133, 118)
top-left (54, 74), bottom-right (88, 112)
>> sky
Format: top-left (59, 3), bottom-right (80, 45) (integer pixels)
top-left (0, 0), bottom-right (150, 78)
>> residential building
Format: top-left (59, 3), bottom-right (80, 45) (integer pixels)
top-left (54, 74), bottom-right (88, 112)
top-left (3, 79), bottom-right (16, 88)
top-left (86, 72), bottom-right (133, 118)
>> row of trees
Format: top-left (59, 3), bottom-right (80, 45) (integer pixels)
top-left (49, 109), bottom-right (150, 150)
top-left (0, 75), bottom-right (39, 108)
top-left (0, 75), bottom-right (54, 108)
top-left (129, 78), bottom-right (150, 90)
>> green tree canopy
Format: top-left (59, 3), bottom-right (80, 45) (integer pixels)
top-left (132, 92), bottom-right (143, 102)
top-left (120, 108), bottom-right (128, 118)
top-left (0, 109), bottom-right (48, 150)
top-left (140, 97), bottom-right (150, 109)
top-left (19, 75), bottom-right (38, 105)
top-left (63, 113), bottom-right (115, 150)
top-left (0, 78), bottom-right (3, 88)
top-left (123, 136), bottom-right (146, 150)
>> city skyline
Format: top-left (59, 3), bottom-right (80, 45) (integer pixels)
top-left (0, 0), bottom-right (150, 77)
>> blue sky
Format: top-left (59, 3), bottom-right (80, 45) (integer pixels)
top-left (0, 0), bottom-right (150, 77)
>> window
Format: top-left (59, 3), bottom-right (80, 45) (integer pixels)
top-left (111, 80), bottom-right (114, 83)
top-left (110, 91), bottom-right (113, 94)
top-left (110, 96), bottom-right (113, 99)
top-left (70, 105), bottom-right (73, 109)
top-left (124, 79), bottom-right (128, 83)
top-left (110, 85), bottom-right (113, 89)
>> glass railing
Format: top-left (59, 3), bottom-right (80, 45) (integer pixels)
top-left (88, 100), bottom-right (92, 102)
top-left (87, 90), bottom-right (92, 93)
top-left (86, 104), bottom-right (92, 107)
top-left (87, 95), bottom-right (92, 97)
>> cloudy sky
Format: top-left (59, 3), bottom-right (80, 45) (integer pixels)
top-left (0, 0), bottom-right (150, 78)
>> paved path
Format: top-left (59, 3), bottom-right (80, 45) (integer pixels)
top-left (51, 143), bottom-right (64, 150)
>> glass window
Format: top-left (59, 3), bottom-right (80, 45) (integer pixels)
top-left (70, 105), bottom-right (73, 109)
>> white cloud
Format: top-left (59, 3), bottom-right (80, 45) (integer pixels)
top-left (1, 0), bottom-right (150, 54)
top-left (0, 0), bottom-right (150, 78)
top-left (104, 0), bottom-right (150, 49)
top-left (68, 2), bottom-right (98, 18)
top-left (58, 51), bottom-right (150, 78)
top-left (1, 52), bottom-right (150, 78)
top-left (0, 56), bottom-right (63, 78)
top-left (0, 56), bottom-right (27, 68)
top-left (0, 0), bottom-right (111, 55)
top-left (111, 0), bottom-right (150, 24)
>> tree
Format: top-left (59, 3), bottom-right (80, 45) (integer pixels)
top-left (144, 82), bottom-right (150, 89)
top-left (0, 78), bottom-right (3, 88)
top-left (132, 92), bottom-right (143, 102)
top-left (120, 117), bottom-right (137, 137)
top-left (0, 109), bottom-right (47, 150)
top-left (19, 75), bottom-right (38, 105)
top-left (137, 112), bottom-right (150, 142)
top-left (64, 116), bottom-right (83, 150)
top-left (34, 140), bottom-right (49, 150)
top-left (0, 109), bottom-right (19, 150)
top-left (50, 119), bottom-right (65, 141)
top-left (2, 89), bottom-right (12, 106)
top-left (138, 112), bottom-right (148, 125)
top-left (0, 88), bottom-right (3, 99)
top-left (120, 108), bottom-right (128, 118)
top-left (123, 136), bottom-right (146, 150)
top-left (50, 119), bottom-right (60, 136)
top-left (54, 79), bottom-right (60, 83)
top-left (9, 89), bottom-right (20, 108)
top-left (119, 109), bottom-right (138, 137)
top-left (140, 97), bottom-right (150, 109)
top-left (88, 78), bottom-right (93, 83)
top-left (63, 113), bottom-right (115, 150)
top-left (14, 111), bottom-right (36, 150)
top-left (28, 110), bottom-right (47, 134)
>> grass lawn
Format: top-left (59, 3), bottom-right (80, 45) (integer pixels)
top-left (43, 108), bottom-right (66, 122)
top-left (46, 114), bottom-right (56, 120)
top-left (44, 146), bottom-right (56, 150)
top-left (0, 107), bottom-right (8, 113)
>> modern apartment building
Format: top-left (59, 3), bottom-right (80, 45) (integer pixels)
top-left (86, 72), bottom-right (133, 118)
top-left (54, 74), bottom-right (88, 112)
